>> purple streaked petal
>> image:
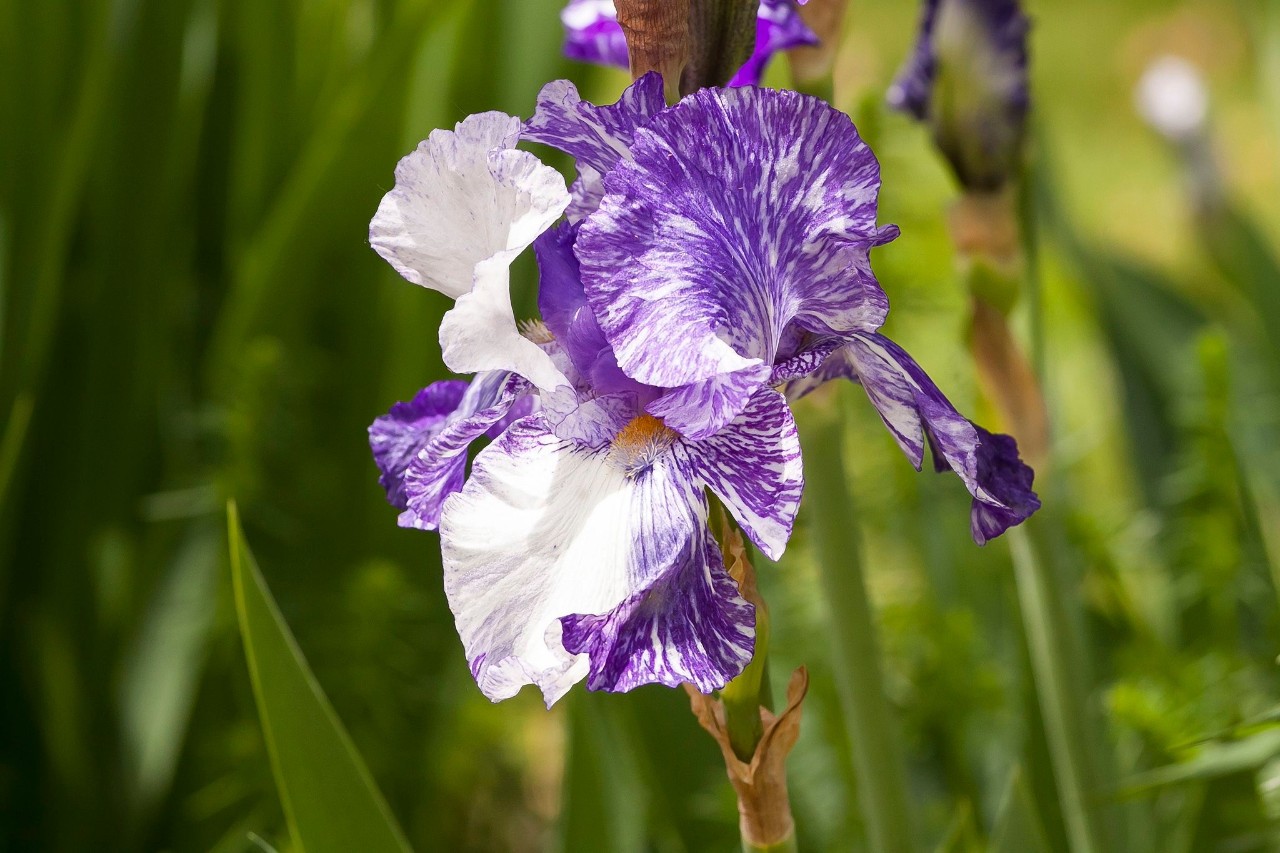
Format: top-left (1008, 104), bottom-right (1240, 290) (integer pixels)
top-left (728, 0), bottom-right (819, 87)
top-left (369, 381), bottom-right (469, 509)
top-left (534, 222), bottom-right (651, 400)
top-left (561, 0), bottom-right (629, 68)
top-left (560, 527), bottom-right (754, 693)
top-left (578, 87), bottom-right (897, 411)
top-left (841, 332), bottom-right (1039, 542)
top-left (969, 426), bottom-right (1039, 544)
top-left (680, 389), bottom-right (803, 560)
top-left (523, 74), bottom-right (666, 179)
top-left (769, 336), bottom-right (844, 384)
top-left (645, 363), bottom-right (772, 441)
top-left (400, 372), bottom-right (530, 531)
top-left (440, 414), bottom-right (751, 705)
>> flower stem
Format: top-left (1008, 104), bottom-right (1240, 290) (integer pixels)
top-left (801, 393), bottom-right (916, 853)
top-left (1009, 525), bottom-right (1108, 853)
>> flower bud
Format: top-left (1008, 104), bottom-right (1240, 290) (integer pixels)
top-left (888, 0), bottom-right (1030, 191)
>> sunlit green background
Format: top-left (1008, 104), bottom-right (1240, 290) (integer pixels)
top-left (3, 0), bottom-right (1280, 850)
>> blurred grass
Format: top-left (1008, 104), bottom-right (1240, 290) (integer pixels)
top-left (2, 0), bottom-right (1280, 850)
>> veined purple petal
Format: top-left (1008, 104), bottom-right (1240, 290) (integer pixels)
top-left (440, 414), bottom-right (755, 705)
top-left (578, 86), bottom-right (897, 433)
top-left (560, 527), bottom-right (754, 693)
top-left (815, 332), bottom-right (1038, 543)
top-left (523, 75), bottom-right (666, 223)
top-left (561, 0), bottom-right (629, 68)
top-left (678, 389), bottom-right (803, 560)
top-left (728, 0), bottom-right (820, 87)
top-left (969, 425), bottom-right (1039, 545)
top-left (646, 365), bottom-right (772, 441)
top-left (369, 381), bottom-right (469, 509)
top-left (399, 371), bottom-right (530, 531)
top-left (534, 221), bottom-right (653, 408)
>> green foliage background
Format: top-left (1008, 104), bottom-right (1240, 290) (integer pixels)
top-left (3, 0), bottom-right (1280, 850)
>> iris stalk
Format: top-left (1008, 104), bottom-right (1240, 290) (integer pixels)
top-left (957, 167), bottom-right (1112, 853)
top-left (802, 390), bottom-right (916, 853)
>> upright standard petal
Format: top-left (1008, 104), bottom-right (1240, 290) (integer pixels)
top-left (370, 113), bottom-right (571, 390)
top-left (832, 332), bottom-right (1039, 542)
top-left (369, 381), bottom-right (469, 509)
top-left (577, 86), bottom-right (897, 434)
top-left (524, 74), bottom-right (667, 221)
top-left (441, 415), bottom-right (755, 705)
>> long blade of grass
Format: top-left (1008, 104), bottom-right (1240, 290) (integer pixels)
top-left (227, 501), bottom-right (410, 853)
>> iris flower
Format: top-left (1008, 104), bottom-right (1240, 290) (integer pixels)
top-left (561, 0), bottom-right (818, 87)
top-left (888, 0), bottom-right (1030, 190)
top-left (368, 74), bottom-right (1039, 705)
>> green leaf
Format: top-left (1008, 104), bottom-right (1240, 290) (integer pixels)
top-left (1123, 729), bottom-right (1280, 794)
top-left (990, 768), bottom-right (1053, 853)
top-left (227, 502), bottom-right (410, 853)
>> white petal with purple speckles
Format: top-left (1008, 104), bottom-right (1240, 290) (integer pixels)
top-left (440, 414), bottom-right (755, 705)
top-left (577, 87), bottom-right (897, 428)
top-left (560, 526), bottom-right (754, 694)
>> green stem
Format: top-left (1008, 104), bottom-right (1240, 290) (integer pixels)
top-left (1009, 527), bottom-right (1107, 853)
top-left (1008, 156), bottom-right (1112, 853)
top-left (714, 504), bottom-right (769, 762)
top-left (722, 658), bottom-right (766, 763)
top-left (802, 396), bottom-right (916, 853)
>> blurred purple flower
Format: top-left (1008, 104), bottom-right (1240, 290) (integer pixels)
top-left (887, 0), bottom-right (1030, 189)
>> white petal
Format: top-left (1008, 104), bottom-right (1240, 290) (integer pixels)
top-left (440, 416), bottom-right (702, 706)
top-left (439, 250), bottom-right (570, 392)
top-left (369, 112), bottom-right (569, 292)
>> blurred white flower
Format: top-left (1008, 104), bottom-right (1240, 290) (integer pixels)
top-left (1136, 55), bottom-right (1208, 142)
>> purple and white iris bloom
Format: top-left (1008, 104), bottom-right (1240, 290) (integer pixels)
top-left (887, 0), bottom-right (1030, 190)
top-left (561, 0), bottom-right (818, 87)
top-left (368, 73), bottom-right (1039, 706)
